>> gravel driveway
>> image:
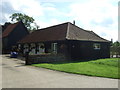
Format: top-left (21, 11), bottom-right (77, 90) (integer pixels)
top-left (1, 54), bottom-right (118, 88)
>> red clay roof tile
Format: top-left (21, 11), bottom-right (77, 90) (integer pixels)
top-left (2, 22), bottom-right (19, 38)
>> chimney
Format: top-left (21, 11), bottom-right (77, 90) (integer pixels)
top-left (73, 20), bottom-right (75, 25)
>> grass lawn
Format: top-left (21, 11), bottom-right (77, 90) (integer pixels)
top-left (32, 58), bottom-right (119, 79)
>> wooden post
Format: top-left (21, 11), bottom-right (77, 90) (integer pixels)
top-left (35, 43), bottom-right (37, 54)
top-left (25, 51), bottom-right (31, 65)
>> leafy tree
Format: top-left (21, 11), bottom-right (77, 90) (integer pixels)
top-left (110, 41), bottom-right (120, 57)
top-left (10, 13), bottom-right (39, 30)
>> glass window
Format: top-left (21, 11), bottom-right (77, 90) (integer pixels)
top-left (24, 44), bottom-right (29, 49)
top-left (36, 43), bottom-right (45, 54)
top-left (93, 43), bottom-right (100, 50)
top-left (18, 44), bottom-right (21, 49)
top-left (30, 43), bottom-right (35, 49)
top-left (51, 43), bottom-right (57, 54)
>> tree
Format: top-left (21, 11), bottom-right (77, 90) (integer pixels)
top-left (10, 13), bottom-right (39, 30)
top-left (110, 41), bottom-right (120, 58)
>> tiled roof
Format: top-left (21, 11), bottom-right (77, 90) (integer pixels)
top-left (2, 22), bottom-right (19, 38)
top-left (18, 22), bottom-right (110, 43)
top-left (18, 23), bottom-right (68, 43)
top-left (66, 23), bottom-right (109, 42)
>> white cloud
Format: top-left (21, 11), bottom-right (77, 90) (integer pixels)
top-left (1, 0), bottom-right (118, 42)
top-left (9, 0), bottom-right (44, 17)
top-left (68, 0), bottom-right (118, 41)
top-left (36, 18), bottom-right (61, 29)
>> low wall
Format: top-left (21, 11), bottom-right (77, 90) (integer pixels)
top-left (27, 54), bottom-right (67, 64)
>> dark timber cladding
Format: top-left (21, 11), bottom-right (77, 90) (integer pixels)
top-left (2, 21), bottom-right (29, 53)
top-left (18, 22), bottom-right (110, 60)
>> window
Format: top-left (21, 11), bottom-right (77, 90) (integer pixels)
top-left (24, 44), bottom-right (29, 49)
top-left (37, 43), bottom-right (45, 54)
top-left (93, 43), bottom-right (100, 50)
top-left (23, 44), bottom-right (29, 54)
top-left (29, 43), bottom-right (36, 55)
top-left (30, 43), bottom-right (35, 49)
top-left (18, 44), bottom-right (21, 49)
top-left (51, 43), bottom-right (57, 54)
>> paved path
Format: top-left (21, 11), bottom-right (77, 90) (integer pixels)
top-left (2, 55), bottom-right (118, 88)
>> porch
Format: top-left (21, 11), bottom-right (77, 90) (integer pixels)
top-left (18, 41), bottom-right (70, 64)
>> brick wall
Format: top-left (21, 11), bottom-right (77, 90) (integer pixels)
top-left (27, 54), bottom-right (67, 64)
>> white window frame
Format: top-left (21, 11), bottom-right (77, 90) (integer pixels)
top-left (51, 43), bottom-right (57, 54)
top-left (23, 44), bottom-right (29, 54)
top-left (18, 44), bottom-right (21, 49)
top-left (93, 43), bottom-right (101, 50)
top-left (37, 43), bottom-right (45, 54)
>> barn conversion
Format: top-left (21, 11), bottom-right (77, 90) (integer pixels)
top-left (18, 22), bottom-right (110, 62)
top-left (1, 21), bottom-right (29, 53)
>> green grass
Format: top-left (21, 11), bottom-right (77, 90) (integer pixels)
top-left (32, 58), bottom-right (119, 79)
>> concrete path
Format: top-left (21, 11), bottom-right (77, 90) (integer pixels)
top-left (1, 55), bottom-right (118, 88)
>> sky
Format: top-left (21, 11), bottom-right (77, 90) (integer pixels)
top-left (0, 0), bottom-right (119, 42)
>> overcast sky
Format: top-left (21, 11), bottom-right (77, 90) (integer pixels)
top-left (0, 0), bottom-right (119, 42)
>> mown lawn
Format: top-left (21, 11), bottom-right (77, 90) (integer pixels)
top-left (32, 58), bottom-right (119, 79)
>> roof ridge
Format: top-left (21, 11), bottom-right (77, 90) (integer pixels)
top-left (66, 22), bottom-right (70, 39)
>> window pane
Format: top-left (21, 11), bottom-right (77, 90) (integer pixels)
top-left (51, 43), bottom-right (57, 54)
top-left (93, 43), bottom-right (100, 50)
